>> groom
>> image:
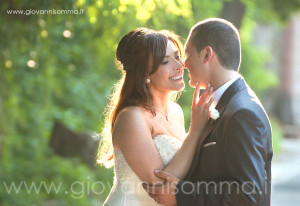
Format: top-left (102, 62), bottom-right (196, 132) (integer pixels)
top-left (144, 18), bottom-right (273, 206)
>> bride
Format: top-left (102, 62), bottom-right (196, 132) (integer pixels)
top-left (97, 28), bottom-right (213, 205)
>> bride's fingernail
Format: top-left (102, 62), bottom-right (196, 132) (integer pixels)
top-left (207, 83), bottom-right (210, 87)
top-left (211, 87), bottom-right (213, 92)
top-left (154, 169), bottom-right (159, 173)
top-left (196, 82), bottom-right (199, 85)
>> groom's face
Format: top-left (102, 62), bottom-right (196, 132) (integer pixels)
top-left (184, 42), bottom-right (208, 88)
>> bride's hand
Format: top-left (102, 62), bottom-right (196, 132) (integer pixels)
top-left (189, 82), bottom-right (214, 136)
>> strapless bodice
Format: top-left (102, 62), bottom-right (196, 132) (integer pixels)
top-left (113, 134), bottom-right (182, 184)
top-left (104, 134), bottom-right (183, 206)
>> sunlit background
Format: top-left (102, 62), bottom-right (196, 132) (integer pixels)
top-left (1, 0), bottom-right (300, 205)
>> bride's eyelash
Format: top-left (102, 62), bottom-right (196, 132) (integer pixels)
top-left (162, 55), bottom-right (180, 65)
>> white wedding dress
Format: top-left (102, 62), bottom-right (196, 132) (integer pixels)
top-left (104, 134), bottom-right (183, 206)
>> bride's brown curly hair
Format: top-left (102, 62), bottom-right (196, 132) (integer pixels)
top-left (97, 28), bottom-right (183, 168)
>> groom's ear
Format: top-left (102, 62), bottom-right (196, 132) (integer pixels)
top-left (203, 46), bottom-right (213, 64)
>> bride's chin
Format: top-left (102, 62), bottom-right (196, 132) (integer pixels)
top-left (178, 82), bottom-right (185, 91)
top-left (169, 85), bottom-right (185, 92)
top-left (178, 85), bottom-right (185, 91)
top-left (188, 80), bottom-right (196, 88)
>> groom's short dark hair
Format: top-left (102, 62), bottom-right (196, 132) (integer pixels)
top-left (190, 18), bottom-right (241, 71)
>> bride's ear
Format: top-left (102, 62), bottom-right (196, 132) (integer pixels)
top-left (203, 46), bottom-right (213, 64)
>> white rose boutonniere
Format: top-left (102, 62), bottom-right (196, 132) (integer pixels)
top-left (210, 108), bottom-right (220, 121)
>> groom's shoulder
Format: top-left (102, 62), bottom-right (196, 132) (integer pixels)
top-left (228, 87), bottom-right (259, 110)
top-left (226, 83), bottom-right (268, 121)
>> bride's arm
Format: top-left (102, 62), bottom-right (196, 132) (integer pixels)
top-left (112, 107), bottom-right (166, 184)
top-left (113, 84), bottom-right (213, 185)
top-left (163, 83), bottom-right (213, 179)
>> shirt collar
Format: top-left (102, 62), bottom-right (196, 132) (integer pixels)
top-left (210, 75), bottom-right (240, 109)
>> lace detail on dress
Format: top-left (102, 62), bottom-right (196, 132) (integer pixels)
top-left (105, 135), bottom-right (183, 205)
top-left (113, 134), bottom-right (182, 184)
top-left (152, 134), bottom-right (182, 166)
top-left (114, 150), bottom-right (138, 183)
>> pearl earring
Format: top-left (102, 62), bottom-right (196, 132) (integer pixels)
top-left (146, 79), bottom-right (150, 83)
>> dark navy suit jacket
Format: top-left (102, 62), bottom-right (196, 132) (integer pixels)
top-left (176, 77), bottom-right (273, 206)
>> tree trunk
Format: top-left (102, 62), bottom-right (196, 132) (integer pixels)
top-left (220, 0), bottom-right (246, 30)
top-left (50, 122), bottom-right (99, 168)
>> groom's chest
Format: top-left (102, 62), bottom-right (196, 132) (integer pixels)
top-left (193, 123), bottom-right (227, 181)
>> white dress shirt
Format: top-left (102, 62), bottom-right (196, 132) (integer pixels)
top-left (210, 75), bottom-right (240, 110)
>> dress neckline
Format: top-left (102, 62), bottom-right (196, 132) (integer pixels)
top-left (152, 134), bottom-right (182, 142)
top-left (114, 134), bottom-right (182, 153)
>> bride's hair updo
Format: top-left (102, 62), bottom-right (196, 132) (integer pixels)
top-left (97, 28), bottom-right (183, 167)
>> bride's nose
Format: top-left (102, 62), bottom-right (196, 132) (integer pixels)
top-left (182, 60), bottom-right (187, 68)
top-left (175, 58), bottom-right (184, 70)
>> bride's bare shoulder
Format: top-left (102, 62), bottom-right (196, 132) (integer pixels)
top-left (113, 106), bottom-right (151, 133)
top-left (117, 106), bottom-right (147, 121)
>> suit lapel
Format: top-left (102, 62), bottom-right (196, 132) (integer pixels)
top-left (215, 77), bottom-right (247, 115)
top-left (184, 77), bottom-right (247, 180)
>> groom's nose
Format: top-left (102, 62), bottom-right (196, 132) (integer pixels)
top-left (182, 63), bottom-right (188, 70)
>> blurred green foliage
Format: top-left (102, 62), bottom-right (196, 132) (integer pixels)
top-left (1, 0), bottom-right (299, 205)
top-left (270, 117), bottom-right (283, 154)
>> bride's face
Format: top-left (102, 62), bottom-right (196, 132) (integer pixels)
top-left (149, 40), bottom-right (185, 93)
